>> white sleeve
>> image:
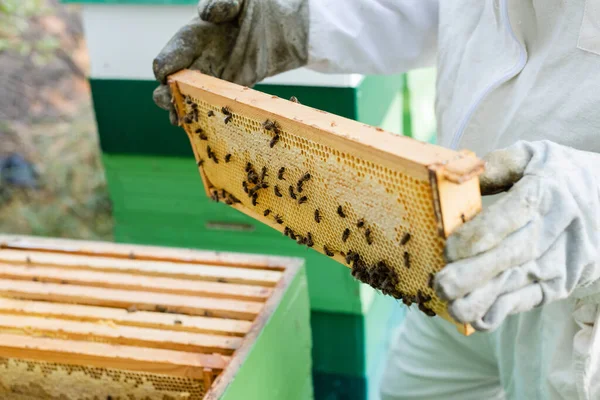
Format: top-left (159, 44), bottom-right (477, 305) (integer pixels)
top-left (307, 0), bottom-right (439, 75)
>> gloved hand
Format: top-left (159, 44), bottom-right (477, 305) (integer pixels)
top-left (434, 140), bottom-right (600, 332)
top-left (152, 0), bottom-right (309, 125)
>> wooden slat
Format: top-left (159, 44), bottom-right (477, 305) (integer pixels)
top-left (0, 263), bottom-right (272, 301)
top-left (0, 298), bottom-right (251, 336)
top-left (0, 235), bottom-right (293, 271)
top-left (0, 333), bottom-right (229, 378)
top-left (0, 279), bottom-right (263, 320)
top-left (0, 314), bottom-right (242, 354)
top-left (0, 250), bottom-right (282, 286)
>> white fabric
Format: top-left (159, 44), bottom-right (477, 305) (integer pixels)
top-left (305, 0), bottom-right (600, 398)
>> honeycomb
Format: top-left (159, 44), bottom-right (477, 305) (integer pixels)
top-left (0, 357), bottom-right (205, 399)
top-left (169, 70), bottom-right (483, 333)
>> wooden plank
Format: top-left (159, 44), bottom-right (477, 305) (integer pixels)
top-left (0, 279), bottom-right (263, 320)
top-left (0, 298), bottom-right (251, 336)
top-left (0, 250), bottom-right (282, 287)
top-left (0, 333), bottom-right (229, 378)
top-left (0, 263), bottom-right (272, 301)
top-left (0, 235), bottom-right (294, 271)
top-left (0, 314), bottom-right (242, 355)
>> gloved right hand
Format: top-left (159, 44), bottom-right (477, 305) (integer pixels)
top-left (152, 0), bottom-right (309, 125)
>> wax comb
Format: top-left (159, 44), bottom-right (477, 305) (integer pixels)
top-left (168, 70), bottom-right (484, 335)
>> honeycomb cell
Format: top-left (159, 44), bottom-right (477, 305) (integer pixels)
top-left (179, 95), bottom-right (454, 320)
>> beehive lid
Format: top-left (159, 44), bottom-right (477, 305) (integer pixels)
top-left (168, 70), bottom-right (484, 335)
top-left (0, 234), bottom-right (303, 400)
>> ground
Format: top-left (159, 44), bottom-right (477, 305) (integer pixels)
top-left (0, 0), bottom-right (113, 240)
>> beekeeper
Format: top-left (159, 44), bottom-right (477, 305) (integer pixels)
top-left (152, 1), bottom-right (600, 398)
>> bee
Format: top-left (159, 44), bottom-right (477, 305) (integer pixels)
top-left (199, 132), bottom-right (208, 140)
top-left (195, 128), bottom-right (203, 134)
top-left (184, 96), bottom-right (192, 105)
top-left (298, 196), bottom-right (308, 204)
top-left (127, 305), bottom-right (137, 313)
top-left (210, 190), bottom-right (219, 202)
top-left (289, 185), bottom-right (297, 199)
top-left (261, 166), bottom-right (268, 181)
top-left (270, 134), bottom-right (280, 148)
top-left (174, 319), bottom-right (183, 325)
top-left (400, 233), bottom-right (411, 245)
top-left (224, 115), bottom-right (232, 124)
top-left (278, 167), bottom-right (286, 180)
top-left (197, 159), bottom-right (204, 167)
top-left (345, 251), bottom-right (359, 265)
top-left (300, 173), bottom-right (311, 182)
top-left (259, 182), bottom-right (269, 189)
top-left (221, 106), bottom-right (231, 116)
top-left (183, 115), bottom-right (193, 124)
top-left (128, 252), bottom-right (135, 260)
top-left (356, 219), bottom-right (365, 228)
top-left (403, 251), bottom-right (410, 268)
top-left (225, 197), bottom-right (234, 205)
top-left (376, 260), bottom-right (390, 271)
top-left (225, 154), bottom-right (232, 163)
top-left (283, 227), bottom-right (291, 237)
top-left (262, 119), bottom-right (275, 130)
top-left (274, 214), bottom-right (284, 224)
top-left (418, 303), bottom-right (436, 317)
top-left (297, 236), bottom-right (307, 245)
top-left (248, 170), bottom-right (259, 184)
top-left (337, 205), bottom-right (346, 218)
top-left (461, 213), bottom-right (467, 223)
top-left (289, 230), bottom-right (297, 241)
top-left (323, 245), bottom-right (334, 257)
top-left (208, 110), bottom-right (215, 117)
top-left (252, 193), bottom-right (259, 206)
top-left (314, 209), bottom-right (321, 223)
top-left (306, 232), bottom-right (314, 247)
top-left (290, 96), bottom-right (300, 103)
top-left (264, 209), bottom-right (271, 217)
top-left (245, 162), bottom-right (253, 172)
top-left (427, 273), bottom-right (435, 289)
top-left (242, 181), bottom-right (249, 194)
top-left (417, 290), bottom-right (432, 303)
top-left (342, 228), bottom-right (351, 242)
top-left (402, 297), bottom-right (413, 307)
top-left (274, 186), bottom-right (283, 197)
top-left (229, 194), bottom-right (241, 204)
top-left (365, 228), bottom-right (373, 245)
top-left (155, 305), bottom-right (168, 313)
top-left (191, 103), bottom-right (198, 109)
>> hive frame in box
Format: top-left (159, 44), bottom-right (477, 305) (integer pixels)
top-left (0, 235), bottom-right (305, 399)
top-left (168, 70), bottom-right (484, 335)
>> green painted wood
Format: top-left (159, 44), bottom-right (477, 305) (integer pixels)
top-left (220, 265), bottom-right (313, 400)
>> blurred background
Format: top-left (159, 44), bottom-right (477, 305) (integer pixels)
top-left (0, 0), bottom-right (113, 241)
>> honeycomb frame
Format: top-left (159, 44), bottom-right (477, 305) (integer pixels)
top-left (168, 70), bottom-right (484, 335)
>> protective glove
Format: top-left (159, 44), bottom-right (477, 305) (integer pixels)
top-left (434, 140), bottom-right (600, 332)
top-left (152, 0), bottom-right (309, 125)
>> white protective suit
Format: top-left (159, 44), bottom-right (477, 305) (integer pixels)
top-left (306, 1), bottom-right (600, 399)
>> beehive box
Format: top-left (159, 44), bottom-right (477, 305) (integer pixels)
top-left (0, 235), bottom-right (312, 400)
top-left (168, 70), bottom-right (484, 335)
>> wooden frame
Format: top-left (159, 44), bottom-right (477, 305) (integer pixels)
top-left (0, 235), bottom-right (304, 398)
top-left (167, 70), bottom-right (483, 335)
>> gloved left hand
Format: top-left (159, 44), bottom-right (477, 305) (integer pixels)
top-left (434, 140), bottom-right (600, 332)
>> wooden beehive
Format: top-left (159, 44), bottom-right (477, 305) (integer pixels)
top-left (168, 70), bottom-right (484, 335)
top-left (0, 235), bottom-right (308, 399)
